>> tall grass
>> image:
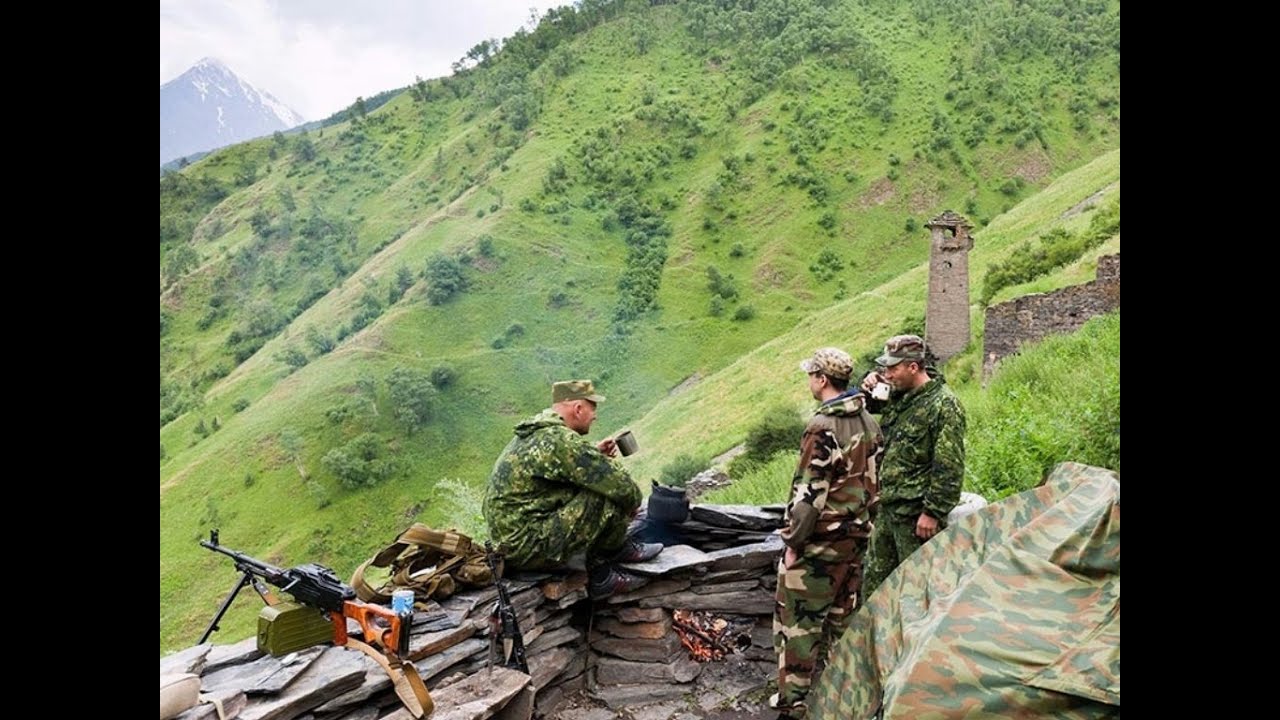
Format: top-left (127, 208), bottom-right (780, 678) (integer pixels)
top-left (957, 311), bottom-right (1119, 499)
top-left (701, 452), bottom-right (795, 505)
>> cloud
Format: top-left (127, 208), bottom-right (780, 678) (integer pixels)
top-left (160, 0), bottom-right (553, 120)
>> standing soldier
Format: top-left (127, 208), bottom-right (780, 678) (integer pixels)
top-left (860, 335), bottom-right (966, 595)
top-left (771, 348), bottom-right (881, 720)
top-left (483, 380), bottom-right (661, 598)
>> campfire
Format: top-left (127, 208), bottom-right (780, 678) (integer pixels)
top-left (672, 609), bottom-right (754, 662)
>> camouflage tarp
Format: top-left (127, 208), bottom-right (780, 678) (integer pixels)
top-left (810, 462), bottom-right (1120, 719)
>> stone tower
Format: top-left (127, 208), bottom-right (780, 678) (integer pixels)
top-left (925, 210), bottom-right (974, 362)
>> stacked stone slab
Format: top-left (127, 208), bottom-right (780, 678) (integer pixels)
top-left (159, 505), bottom-right (784, 720)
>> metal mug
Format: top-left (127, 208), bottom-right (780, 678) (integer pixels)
top-left (614, 430), bottom-right (639, 456)
top-left (871, 382), bottom-right (892, 401)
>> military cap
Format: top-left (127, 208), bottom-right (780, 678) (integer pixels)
top-left (552, 379), bottom-right (606, 404)
top-left (799, 347), bottom-right (854, 380)
top-left (876, 334), bottom-right (927, 366)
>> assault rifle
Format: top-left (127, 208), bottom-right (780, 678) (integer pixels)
top-left (200, 530), bottom-right (433, 718)
top-left (483, 542), bottom-right (528, 674)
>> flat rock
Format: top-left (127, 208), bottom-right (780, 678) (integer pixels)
top-left (693, 568), bottom-right (764, 584)
top-left (638, 589), bottom-right (774, 615)
top-left (411, 608), bottom-right (468, 633)
top-left (381, 666), bottom-right (530, 720)
top-left (407, 622), bottom-right (477, 661)
top-left (529, 646), bottom-right (576, 689)
top-left (595, 655), bottom-right (702, 685)
top-left (418, 638), bottom-right (488, 682)
top-left (310, 654), bottom-right (389, 714)
top-left (540, 610), bottom-right (574, 632)
top-left (556, 588), bottom-right (590, 609)
top-left (540, 572), bottom-right (588, 600)
top-left (589, 632), bottom-right (683, 663)
top-left (173, 688), bottom-right (247, 720)
top-left (238, 646), bottom-right (367, 720)
top-left (596, 615), bottom-right (671, 640)
top-left (201, 646), bottom-right (324, 696)
top-left (161, 643), bottom-right (211, 676)
top-left (704, 537), bottom-right (783, 571)
top-left (607, 578), bottom-right (691, 605)
top-left (526, 625), bottom-right (582, 655)
top-left (690, 580), bottom-right (761, 595)
top-left (690, 505), bottom-right (783, 531)
top-left (592, 682), bottom-right (691, 710)
top-left (603, 606), bottom-right (668, 623)
top-left (620, 545), bottom-right (713, 576)
top-left (203, 637), bottom-right (263, 673)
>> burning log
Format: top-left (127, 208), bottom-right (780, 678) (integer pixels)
top-left (672, 610), bottom-right (753, 662)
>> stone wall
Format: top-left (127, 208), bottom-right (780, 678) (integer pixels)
top-left (982, 253), bottom-right (1120, 380)
top-left (158, 505), bottom-right (786, 720)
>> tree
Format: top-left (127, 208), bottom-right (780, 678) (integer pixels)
top-left (163, 245), bottom-right (199, 285)
top-left (294, 134), bottom-right (316, 162)
top-left (277, 347), bottom-right (309, 370)
top-left (322, 433), bottom-right (396, 489)
top-left (430, 365), bottom-right (457, 389)
top-left (389, 266), bottom-right (415, 304)
top-left (423, 254), bottom-right (468, 305)
top-left (386, 366), bottom-right (437, 433)
top-left (305, 325), bottom-right (335, 355)
top-left (349, 96), bottom-right (368, 122)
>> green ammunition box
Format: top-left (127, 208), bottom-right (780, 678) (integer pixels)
top-left (256, 602), bottom-right (334, 656)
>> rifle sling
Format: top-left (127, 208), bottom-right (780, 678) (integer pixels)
top-left (344, 638), bottom-right (433, 719)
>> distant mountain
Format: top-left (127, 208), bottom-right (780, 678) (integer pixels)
top-left (160, 57), bottom-right (304, 166)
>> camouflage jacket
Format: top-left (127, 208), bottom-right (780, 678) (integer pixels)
top-left (871, 375), bottom-right (966, 521)
top-left (781, 391), bottom-right (882, 548)
top-left (483, 409), bottom-right (641, 554)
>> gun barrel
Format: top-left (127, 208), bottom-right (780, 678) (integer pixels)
top-left (200, 536), bottom-right (285, 580)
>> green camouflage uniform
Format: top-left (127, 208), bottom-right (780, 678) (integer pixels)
top-left (483, 409), bottom-right (641, 571)
top-left (771, 391), bottom-right (881, 719)
top-left (864, 372), bottom-right (966, 595)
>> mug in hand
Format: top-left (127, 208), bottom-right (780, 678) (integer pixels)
top-left (614, 430), bottom-right (639, 456)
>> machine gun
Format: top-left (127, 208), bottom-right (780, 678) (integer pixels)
top-left (200, 530), bottom-right (433, 718)
top-left (483, 543), bottom-right (528, 674)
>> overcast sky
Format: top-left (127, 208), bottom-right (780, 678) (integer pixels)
top-left (160, 0), bottom-right (559, 120)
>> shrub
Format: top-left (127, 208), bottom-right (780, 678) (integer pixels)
top-left (424, 254), bottom-right (468, 305)
top-left (322, 433), bottom-right (397, 489)
top-left (659, 454), bottom-right (707, 488)
top-left (731, 404), bottom-right (805, 478)
top-left (430, 365), bottom-right (457, 389)
top-left (387, 366), bottom-right (437, 433)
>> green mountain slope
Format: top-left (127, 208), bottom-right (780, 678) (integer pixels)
top-left (161, 0), bottom-right (1119, 651)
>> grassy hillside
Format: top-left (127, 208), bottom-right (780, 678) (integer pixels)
top-left (622, 149), bottom-right (1118, 485)
top-left (161, 0), bottom-right (1119, 651)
